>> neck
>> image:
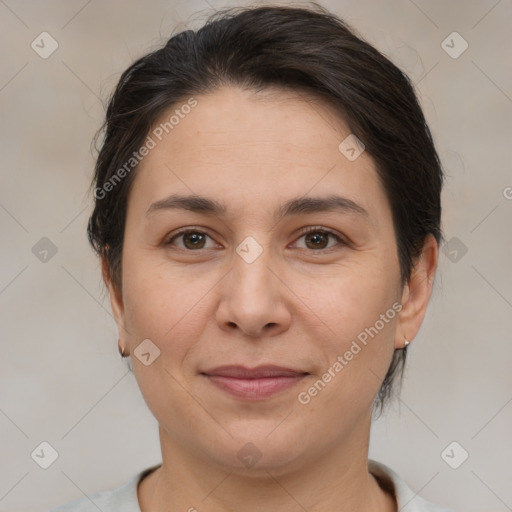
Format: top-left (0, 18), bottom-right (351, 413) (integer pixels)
top-left (138, 419), bottom-right (396, 512)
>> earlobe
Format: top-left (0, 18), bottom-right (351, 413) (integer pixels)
top-left (395, 234), bottom-right (439, 350)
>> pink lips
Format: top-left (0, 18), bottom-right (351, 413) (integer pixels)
top-left (201, 365), bottom-right (309, 400)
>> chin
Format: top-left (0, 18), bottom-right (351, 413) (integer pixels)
top-left (201, 428), bottom-right (308, 475)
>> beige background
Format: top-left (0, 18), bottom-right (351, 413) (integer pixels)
top-left (1, 1), bottom-right (511, 511)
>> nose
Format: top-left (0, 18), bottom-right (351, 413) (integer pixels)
top-left (215, 245), bottom-right (292, 339)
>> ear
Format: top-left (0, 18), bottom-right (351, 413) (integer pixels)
top-left (101, 254), bottom-right (128, 339)
top-left (395, 234), bottom-right (439, 349)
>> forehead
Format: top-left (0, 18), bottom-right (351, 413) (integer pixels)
top-left (127, 86), bottom-right (389, 228)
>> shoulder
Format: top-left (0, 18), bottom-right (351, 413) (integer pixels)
top-left (47, 465), bottom-right (161, 512)
top-left (368, 459), bottom-right (454, 512)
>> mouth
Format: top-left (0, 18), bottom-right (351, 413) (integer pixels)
top-left (200, 365), bottom-right (310, 400)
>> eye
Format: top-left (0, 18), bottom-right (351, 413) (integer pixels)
top-left (164, 226), bottom-right (347, 252)
top-left (165, 229), bottom-right (218, 251)
top-left (292, 226), bottom-right (346, 251)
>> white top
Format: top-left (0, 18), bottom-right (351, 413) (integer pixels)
top-left (48, 459), bottom-right (453, 512)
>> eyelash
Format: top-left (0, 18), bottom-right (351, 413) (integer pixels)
top-left (164, 226), bottom-right (347, 253)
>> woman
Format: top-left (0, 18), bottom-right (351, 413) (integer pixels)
top-left (51, 4), bottom-right (452, 511)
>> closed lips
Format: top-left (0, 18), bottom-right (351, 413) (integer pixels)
top-left (201, 365), bottom-right (309, 378)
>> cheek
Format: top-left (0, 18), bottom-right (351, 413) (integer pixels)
top-left (318, 257), bottom-right (397, 333)
top-left (121, 265), bottom-right (207, 428)
top-left (121, 254), bottom-right (216, 365)
top-left (121, 252), bottom-right (172, 341)
top-left (307, 260), bottom-right (398, 390)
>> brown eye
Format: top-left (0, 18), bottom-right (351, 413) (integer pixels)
top-left (305, 231), bottom-right (329, 249)
top-left (166, 229), bottom-right (216, 250)
top-left (294, 227), bottom-right (345, 251)
top-left (182, 232), bottom-right (206, 249)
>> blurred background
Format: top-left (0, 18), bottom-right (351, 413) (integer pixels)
top-left (1, 1), bottom-right (511, 510)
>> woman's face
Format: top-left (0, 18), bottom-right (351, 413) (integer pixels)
top-left (106, 86), bottom-right (434, 473)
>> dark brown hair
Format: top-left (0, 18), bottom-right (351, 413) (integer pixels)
top-left (87, 3), bottom-right (444, 414)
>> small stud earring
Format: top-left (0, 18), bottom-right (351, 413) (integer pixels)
top-left (118, 340), bottom-right (127, 358)
top-left (404, 338), bottom-right (410, 347)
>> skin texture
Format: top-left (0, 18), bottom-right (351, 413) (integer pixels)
top-left (103, 86), bottom-right (438, 511)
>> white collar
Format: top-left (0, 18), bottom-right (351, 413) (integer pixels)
top-left (368, 459), bottom-right (453, 511)
top-left (73, 460), bottom-right (452, 512)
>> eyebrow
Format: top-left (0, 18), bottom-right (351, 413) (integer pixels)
top-left (146, 193), bottom-right (370, 222)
